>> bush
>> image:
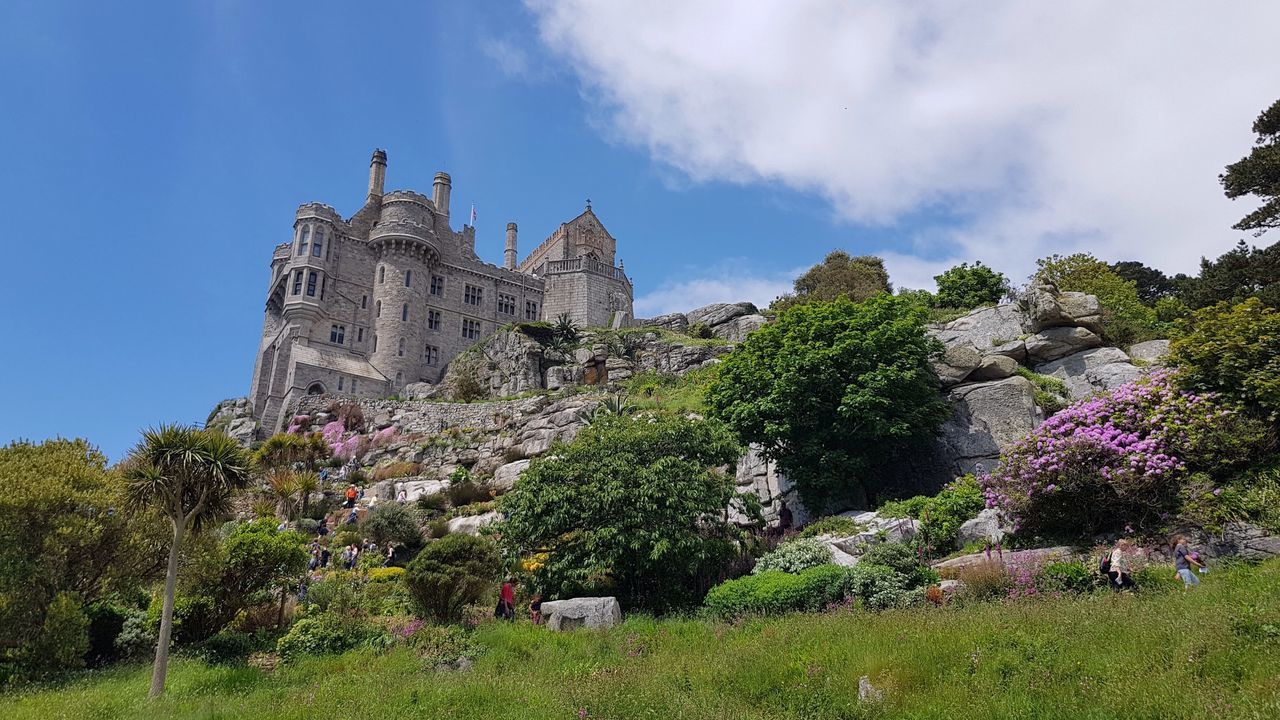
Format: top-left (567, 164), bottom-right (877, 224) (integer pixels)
top-left (372, 461), bottom-right (421, 482)
top-left (798, 516), bottom-right (862, 538)
top-left (858, 543), bottom-right (937, 589)
top-left (1168, 298), bottom-right (1280, 417)
top-left (83, 601), bottom-right (127, 666)
top-left (113, 607), bottom-right (155, 661)
top-left (843, 562), bottom-right (912, 610)
top-left (417, 492), bottom-right (450, 514)
top-left (360, 503), bottom-right (424, 550)
top-left (185, 630), bottom-right (263, 665)
top-left (406, 624), bottom-right (479, 665)
top-left (446, 481), bottom-right (493, 508)
top-left (27, 592), bottom-right (90, 674)
top-left (367, 566), bottom-right (406, 582)
top-left (771, 251), bottom-right (891, 311)
top-left (276, 613), bottom-right (381, 663)
top-left (878, 475), bottom-right (986, 555)
top-left (704, 562), bottom-right (910, 619)
top-left (954, 561), bottom-right (1011, 602)
top-left (983, 370), bottom-right (1269, 538)
top-left (752, 537), bottom-right (832, 575)
top-left (403, 534), bottom-right (502, 623)
top-left (933, 262), bottom-right (1009, 310)
top-left (1039, 561), bottom-right (1102, 595)
top-left (686, 322), bottom-right (713, 339)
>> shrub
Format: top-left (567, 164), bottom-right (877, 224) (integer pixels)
top-left (858, 542), bottom-right (937, 589)
top-left (446, 481), bottom-right (493, 508)
top-left (367, 566), bottom-right (406, 582)
top-left (1014, 367), bottom-right (1069, 415)
top-left (185, 631), bottom-right (263, 665)
top-left (27, 592), bottom-right (90, 673)
top-left (798, 516), bottom-right (862, 538)
top-left (426, 519), bottom-right (450, 539)
top-left (878, 475), bottom-right (986, 555)
top-left (954, 561), bottom-right (1011, 602)
top-left (771, 251), bottom-right (891, 311)
top-left (686, 322), bottom-right (713, 339)
top-left (360, 503), bottom-right (424, 550)
top-left (403, 534), bottom-right (502, 623)
top-left (417, 492), bottom-right (450, 514)
top-left (327, 401), bottom-right (366, 431)
top-left (844, 562), bottom-right (912, 610)
top-left (1168, 298), bottom-right (1280, 417)
top-left (406, 624), bottom-right (480, 665)
top-left (704, 563), bottom-right (910, 619)
top-left (83, 601), bottom-right (127, 666)
top-left (113, 606), bottom-right (155, 661)
top-left (372, 461), bottom-right (421, 482)
top-left (752, 537), bottom-right (832, 575)
top-left (982, 370), bottom-right (1269, 538)
top-left (933, 261), bottom-right (1010, 310)
top-left (276, 613), bottom-right (382, 663)
top-left (1039, 561), bottom-right (1102, 595)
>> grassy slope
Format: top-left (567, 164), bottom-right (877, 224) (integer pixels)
top-left (7, 561), bottom-right (1280, 720)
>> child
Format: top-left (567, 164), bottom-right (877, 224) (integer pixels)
top-left (1171, 535), bottom-right (1203, 588)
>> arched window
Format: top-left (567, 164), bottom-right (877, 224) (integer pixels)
top-left (312, 229), bottom-right (324, 257)
top-left (297, 226), bottom-right (310, 255)
top-left (375, 300), bottom-right (381, 317)
top-left (404, 270), bottom-right (412, 287)
top-left (306, 271), bottom-right (318, 297)
top-left (397, 337), bottom-right (405, 356)
top-left (395, 371), bottom-right (403, 385)
top-left (401, 303), bottom-right (409, 321)
top-left (306, 382), bottom-right (325, 395)
top-left (379, 265), bottom-right (385, 284)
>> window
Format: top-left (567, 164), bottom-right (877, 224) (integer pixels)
top-left (401, 303), bottom-right (409, 322)
top-left (329, 325), bottom-right (345, 344)
top-left (375, 300), bottom-right (381, 318)
top-left (464, 284), bottom-right (483, 306)
top-left (462, 318), bottom-right (481, 340)
top-left (297, 226), bottom-right (309, 255)
top-left (524, 300), bottom-right (539, 320)
top-left (397, 337), bottom-right (405, 356)
top-left (430, 275), bottom-right (444, 296)
top-left (498, 293), bottom-right (516, 315)
top-left (306, 271), bottom-right (318, 297)
top-left (312, 229), bottom-right (324, 257)
top-left (351, 378), bottom-right (357, 393)
top-left (395, 371), bottom-right (403, 385)
top-left (373, 335), bottom-right (377, 351)
top-left (424, 345), bottom-right (439, 365)
top-left (292, 270), bottom-right (303, 295)
top-left (337, 376), bottom-right (344, 391)
top-left (361, 295), bottom-right (368, 310)
top-left (357, 327), bottom-right (364, 342)
top-left (404, 270), bottom-right (412, 287)
top-left (427, 309), bottom-right (441, 331)
top-left (379, 265), bottom-right (385, 284)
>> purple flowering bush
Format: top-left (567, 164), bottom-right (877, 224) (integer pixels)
top-left (982, 370), bottom-right (1266, 537)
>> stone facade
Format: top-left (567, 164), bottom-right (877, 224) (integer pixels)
top-left (249, 150), bottom-right (633, 433)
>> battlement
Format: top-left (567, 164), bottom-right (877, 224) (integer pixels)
top-left (536, 256), bottom-right (631, 285)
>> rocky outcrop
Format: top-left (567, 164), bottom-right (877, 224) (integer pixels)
top-left (492, 459), bottom-right (531, 492)
top-left (206, 397), bottom-right (259, 445)
top-left (685, 302), bottom-right (758, 328)
top-left (956, 508), bottom-right (1011, 546)
top-left (446, 511), bottom-right (502, 536)
top-left (1024, 326), bottom-right (1103, 364)
top-left (931, 344), bottom-right (983, 387)
top-left (967, 354), bottom-right (1019, 382)
top-left (1035, 347), bottom-right (1143, 401)
top-left (712, 314), bottom-right (768, 343)
top-left (540, 596), bottom-right (622, 631)
top-left (932, 304), bottom-right (1025, 351)
top-left (936, 376), bottom-right (1042, 476)
top-left (1128, 339), bottom-right (1171, 365)
top-left (732, 446), bottom-right (806, 527)
top-left (814, 511), bottom-right (920, 566)
top-left (933, 546), bottom-right (1075, 574)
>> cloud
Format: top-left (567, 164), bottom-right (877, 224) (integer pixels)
top-left (634, 261), bottom-right (800, 317)
top-left (527, 1), bottom-right (1279, 281)
top-left (481, 36), bottom-right (541, 80)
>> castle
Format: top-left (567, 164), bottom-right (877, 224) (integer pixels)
top-left (249, 150), bottom-right (634, 433)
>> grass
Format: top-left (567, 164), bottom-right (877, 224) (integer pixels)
top-left (621, 366), bottom-right (718, 414)
top-left (6, 560), bottom-right (1280, 719)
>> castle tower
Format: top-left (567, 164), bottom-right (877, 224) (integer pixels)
top-left (504, 222), bottom-right (518, 269)
top-left (367, 149), bottom-right (387, 198)
top-left (432, 172), bottom-right (451, 217)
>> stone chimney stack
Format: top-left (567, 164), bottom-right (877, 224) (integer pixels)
top-left (504, 222), bottom-right (518, 269)
top-left (367, 149), bottom-right (387, 198)
top-left (432, 172), bottom-right (451, 217)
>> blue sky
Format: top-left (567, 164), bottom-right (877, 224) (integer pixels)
top-left (1, 1), bottom-right (1274, 462)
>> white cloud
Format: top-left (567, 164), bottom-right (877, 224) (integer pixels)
top-left (481, 36), bottom-right (538, 80)
top-left (527, 1), bottom-right (1278, 282)
top-left (634, 261), bottom-right (800, 317)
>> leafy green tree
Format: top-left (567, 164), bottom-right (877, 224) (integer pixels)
top-left (123, 426), bottom-right (251, 698)
top-left (1034, 253), bottom-right (1161, 345)
top-left (221, 520), bottom-right (308, 626)
top-left (708, 295), bottom-right (951, 512)
top-left (403, 534), bottom-right (502, 623)
top-left (251, 433), bottom-right (330, 472)
top-left (498, 414), bottom-right (752, 611)
top-left (1220, 98), bottom-right (1280, 234)
top-left (932, 261), bottom-right (1009, 309)
top-left (1168, 298), bottom-right (1280, 418)
top-left (1177, 239), bottom-right (1280, 310)
top-left (1110, 261), bottom-right (1175, 305)
top-left (772, 251), bottom-right (891, 311)
top-left (0, 439), bottom-right (166, 679)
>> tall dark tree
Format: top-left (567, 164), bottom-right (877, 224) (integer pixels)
top-left (1220, 98), bottom-right (1280, 235)
top-left (1179, 239), bottom-right (1280, 309)
top-left (1110, 261), bottom-right (1174, 305)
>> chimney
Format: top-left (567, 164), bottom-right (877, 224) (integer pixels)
top-left (504, 222), bottom-right (518, 269)
top-left (367, 149), bottom-right (387, 198)
top-left (432, 172), bottom-right (451, 217)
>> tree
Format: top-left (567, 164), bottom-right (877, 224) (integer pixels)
top-left (251, 433), bottom-right (330, 472)
top-left (0, 439), bottom-right (166, 679)
top-left (1110, 261), bottom-right (1175, 305)
top-left (498, 414), bottom-right (753, 611)
top-left (932, 261), bottom-right (1009, 309)
top-left (123, 426), bottom-right (251, 698)
top-left (403, 534), bottom-right (502, 623)
top-left (1168, 298), bottom-right (1280, 418)
top-left (772, 251), bottom-right (891, 311)
top-left (359, 503), bottom-right (424, 552)
top-left (1034, 253), bottom-right (1161, 346)
top-left (707, 295), bottom-right (951, 512)
top-left (1177, 239), bottom-right (1280, 310)
top-left (1220, 98), bottom-right (1280, 234)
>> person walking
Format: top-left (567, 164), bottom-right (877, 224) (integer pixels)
top-left (344, 484), bottom-right (358, 508)
top-left (1172, 535), bottom-right (1204, 588)
top-left (1108, 539), bottom-right (1135, 591)
top-left (499, 578), bottom-right (517, 621)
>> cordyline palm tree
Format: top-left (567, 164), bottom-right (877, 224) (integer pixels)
top-left (124, 425), bottom-right (251, 698)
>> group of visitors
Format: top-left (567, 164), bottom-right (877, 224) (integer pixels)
top-left (494, 578), bottom-right (544, 624)
top-left (306, 537), bottom-right (398, 572)
top-left (1102, 535), bottom-right (1206, 590)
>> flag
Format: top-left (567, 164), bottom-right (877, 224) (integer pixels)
top-left (470, 204), bottom-right (477, 225)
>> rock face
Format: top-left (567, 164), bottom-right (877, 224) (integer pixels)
top-left (540, 596), bottom-right (622, 631)
top-left (931, 344), bottom-right (983, 387)
top-left (967, 354), bottom-right (1019, 382)
top-left (1025, 326), bottom-right (1103, 364)
top-left (446, 511), bottom-right (502, 536)
top-left (815, 512), bottom-right (921, 566)
top-left (732, 445), bottom-right (807, 528)
top-left (1035, 347), bottom-right (1144, 401)
top-left (685, 302), bottom-right (757, 328)
top-left (492, 459), bottom-right (531, 492)
top-left (712, 314), bottom-right (768, 343)
top-left (956, 508), bottom-right (1011, 546)
top-left (1128, 339), bottom-right (1171, 364)
top-left (937, 377), bottom-right (1042, 476)
top-left (206, 397), bottom-right (259, 445)
top-left (932, 304), bottom-right (1025, 351)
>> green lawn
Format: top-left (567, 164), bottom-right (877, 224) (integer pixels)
top-left (7, 560), bottom-right (1280, 720)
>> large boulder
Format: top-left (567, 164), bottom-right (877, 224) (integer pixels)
top-left (1058, 291), bottom-right (1101, 321)
top-left (446, 511), bottom-right (502, 536)
top-left (931, 343), bottom-right (982, 387)
top-left (403, 382), bottom-right (435, 400)
top-left (1022, 283), bottom-right (1071, 332)
top-left (686, 302), bottom-right (757, 328)
top-left (540, 596), bottom-right (622, 631)
top-left (642, 313), bottom-right (689, 332)
top-left (491, 459), bottom-right (531, 492)
top-left (1035, 347), bottom-right (1142, 400)
top-left (1025, 326), bottom-right (1103, 364)
top-left (435, 330), bottom-right (547, 400)
top-left (712, 314), bottom-right (768, 343)
top-left (391, 478), bottom-right (449, 503)
top-left (986, 339), bottom-right (1028, 363)
top-left (937, 377), bottom-right (1042, 476)
top-left (1128, 339), bottom-right (1171, 365)
top-left (956, 508), bottom-right (1011, 547)
top-left (966, 354), bottom-right (1019, 382)
top-left (931, 304), bottom-right (1026, 351)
